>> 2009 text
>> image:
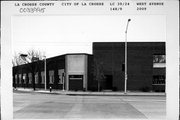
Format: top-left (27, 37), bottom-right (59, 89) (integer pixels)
top-left (137, 7), bottom-right (146, 11)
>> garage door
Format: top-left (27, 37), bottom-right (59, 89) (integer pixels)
top-left (69, 75), bottom-right (83, 91)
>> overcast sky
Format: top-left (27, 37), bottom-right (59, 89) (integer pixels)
top-left (12, 15), bottom-right (166, 58)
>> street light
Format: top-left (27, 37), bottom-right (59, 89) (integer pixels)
top-left (43, 56), bottom-right (47, 90)
top-left (124, 19), bottom-right (131, 94)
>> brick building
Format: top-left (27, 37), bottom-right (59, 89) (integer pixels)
top-left (93, 42), bottom-right (165, 92)
top-left (13, 42), bottom-right (165, 92)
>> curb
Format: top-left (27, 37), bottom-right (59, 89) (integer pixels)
top-left (66, 93), bottom-right (166, 96)
top-left (14, 89), bottom-right (166, 96)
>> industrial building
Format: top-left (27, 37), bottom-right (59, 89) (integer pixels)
top-left (13, 42), bottom-right (165, 92)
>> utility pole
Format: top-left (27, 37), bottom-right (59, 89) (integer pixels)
top-left (62, 72), bottom-right (65, 91)
top-left (43, 56), bottom-right (47, 90)
top-left (124, 19), bottom-right (131, 94)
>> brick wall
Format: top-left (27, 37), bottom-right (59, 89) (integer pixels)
top-left (93, 42), bottom-right (165, 91)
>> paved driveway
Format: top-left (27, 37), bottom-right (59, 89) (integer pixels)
top-left (13, 92), bottom-right (166, 119)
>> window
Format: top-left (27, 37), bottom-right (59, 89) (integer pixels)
top-left (153, 55), bottom-right (166, 63)
top-left (28, 73), bottom-right (32, 84)
top-left (23, 74), bottom-right (26, 84)
top-left (15, 74), bottom-right (18, 84)
top-left (35, 72), bottom-right (38, 84)
top-left (153, 75), bottom-right (165, 85)
top-left (41, 71), bottom-right (45, 84)
top-left (49, 70), bottom-right (54, 84)
top-left (58, 69), bottom-right (64, 84)
top-left (18, 74), bottom-right (21, 84)
top-left (58, 74), bottom-right (62, 84)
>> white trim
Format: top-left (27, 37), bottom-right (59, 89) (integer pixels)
top-left (152, 84), bottom-right (165, 85)
top-left (69, 78), bottom-right (83, 80)
top-left (153, 63), bottom-right (166, 68)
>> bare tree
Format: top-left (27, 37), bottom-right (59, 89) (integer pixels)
top-left (12, 52), bottom-right (26, 66)
top-left (26, 49), bottom-right (44, 63)
top-left (93, 58), bottom-right (105, 91)
top-left (13, 49), bottom-right (45, 90)
top-left (12, 49), bottom-right (44, 66)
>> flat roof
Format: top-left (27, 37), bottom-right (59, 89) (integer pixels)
top-left (46, 53), bottom-right (92, 60)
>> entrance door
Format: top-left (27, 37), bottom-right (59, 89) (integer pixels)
top-left (105, 75), bottom-right (113, 89)
top-left (69, 75), bottom-right (83, 91)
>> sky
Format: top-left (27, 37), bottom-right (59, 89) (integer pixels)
top-left (12, 15), bottom-right (166, 58)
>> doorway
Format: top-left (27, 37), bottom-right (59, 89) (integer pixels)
top-left (69, 75), bottom-right (83, 91)
top-left (105, 75), bottom-right (113, 90)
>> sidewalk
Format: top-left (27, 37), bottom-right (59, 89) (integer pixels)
top-left (14, 88), bottom-right (166, 96)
